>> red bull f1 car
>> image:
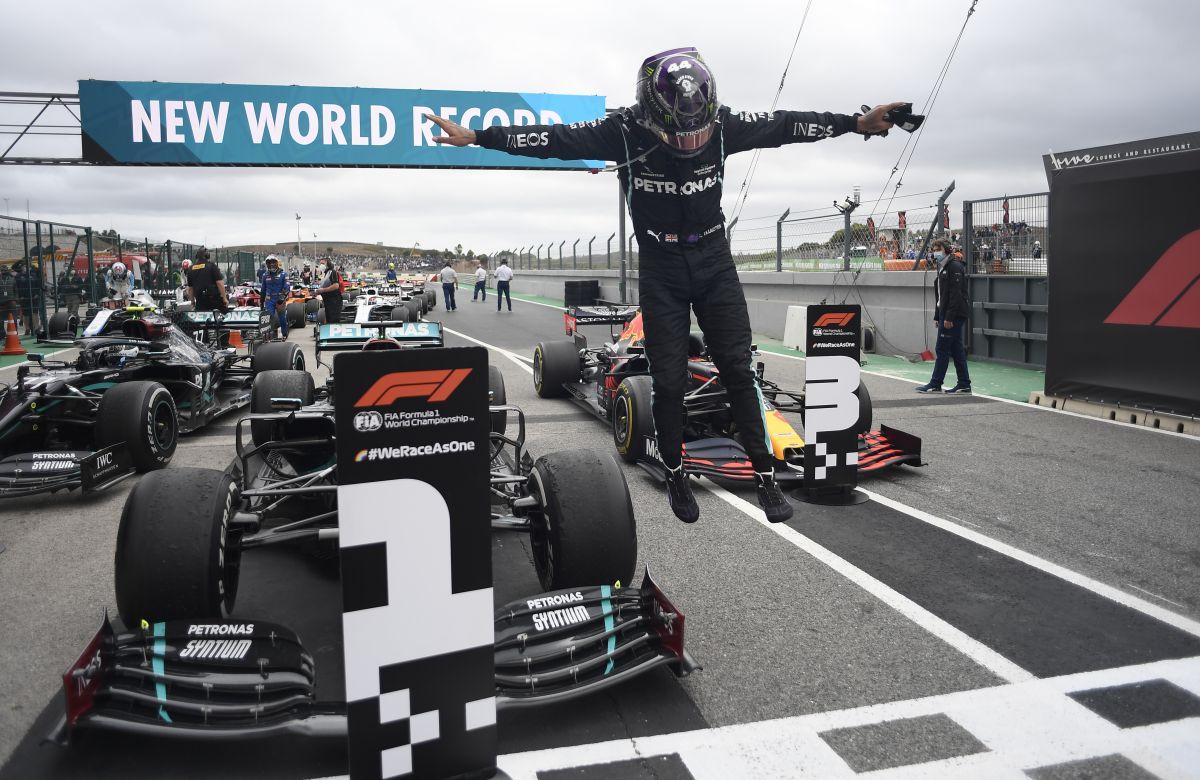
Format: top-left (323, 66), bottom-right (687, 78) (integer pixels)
top-left (55, 318), bottom-right (695, 743)
top-left (532, 303), bottom-right (922, 484)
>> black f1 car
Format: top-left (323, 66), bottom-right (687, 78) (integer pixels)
top-left (532, 304), bottom-right (922, 484)
top-left (56, 318), bottom-right (694, 741)
top-left (0, 304), bottom-right (304, 499)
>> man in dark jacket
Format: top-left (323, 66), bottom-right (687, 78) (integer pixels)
top-left (426, 47), bottom-right (909, 524)
top-left (918, 240), bottom-right (971, 393)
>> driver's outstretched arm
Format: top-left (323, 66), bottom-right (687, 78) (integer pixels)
top-left (426, 113), bottom-right (623, 163)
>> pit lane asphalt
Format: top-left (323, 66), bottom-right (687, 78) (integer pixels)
top-left (1, 293), bottom-right (1198, 777)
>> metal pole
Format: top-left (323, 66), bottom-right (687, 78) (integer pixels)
top-left (618, 184), bottom-right (627, 302)
top-left (727, 215), bottom-right (739, 238)
top-left (913, 180), bottom-right (956, 270)
top-left (842, 208), bottom-right (853, 272)
top-left (775, 208), bottom-right (790, 272)
top-left (558, 240), bottom-right (566, 269)
top-left (606, 232), bottom-right (615, 270)
top-left (962, 200), bottom-right (974, 272)
top-left (572, 238), bottom-right (579, 270)
top-left (587, 235), bottom-right (596, 269)
top-left (536, 244), bottom-right (543, 270)
top-left (86, 227), bottom-right (95, 307)
top-left (295, 216), bottom-right (302, 260)
top-left (49, 222), bottom-right (58, 316)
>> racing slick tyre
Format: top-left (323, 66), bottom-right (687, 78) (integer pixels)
top-left (425, 289), bottom-right (436, 309)
top-left (488, 364), bottom-right (507, 437)
top-left (304, 298), bottom-right (320, 315)
top-left (389, 305), bottom-right (417, 323)
top-left (47, 309), bottom-right (77, 338)
top-left (251, 340), bottom-right (306, 374)
top-left (528, 450), bottom-right (636, 592)
top-left (532, 340), bottom-right (581, 398)
top-left (96, 381), bottom-right (178, 472)
top-left (612, 375), bottom-right (654, 463)
top-left (404, 298), bottom-right (423, 320)
top-left (251, 370), bottom-right (317, 445)
top-left (285, 301), bottom-right (306, 328)
top-left (687, 331), bottom-right (707, 359)
top-left (854, 383), bottom-right (873, 435)
top-left (115, 467), bottom-right (241, 624)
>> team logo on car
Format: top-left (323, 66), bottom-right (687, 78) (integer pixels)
top-left (353, 410), bottom-right (384, 432)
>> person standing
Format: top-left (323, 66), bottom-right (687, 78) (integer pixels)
top-left (260, 254), bottom-right (290, 339)
top-left (185, 249), bottom-right (229, 312)
top-left (316, 257), bottom-right (343, 325)
top-left (472, 261), bottom-right (488, 302)
top-left (12, 260), bottom-right (43, 335)
top-left (439, 260), bottom-right (458, 311)
top-left (494, 258), bottom-right (513, 312)
top-left (917, 240), bottom-right (971, 394)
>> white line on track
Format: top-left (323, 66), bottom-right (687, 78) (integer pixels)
top-left (441, 324), bottom-right (533, 375)
top-left (858, 486), bottom-right (1200, 638)
top-left (699, 481), bottom-right (1034, 684)
top-left (478, 284), bottom-right (1199, 442)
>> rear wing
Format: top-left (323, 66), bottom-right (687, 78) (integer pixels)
top-left (315, 320), bottom-right (444, 353)
top-left (564, 303), bottom-right (640, 336)
top-left (177, 307), bottom-right (271, 332)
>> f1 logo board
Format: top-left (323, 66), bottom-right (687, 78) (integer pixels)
top-left (335, 347), bottom-right (495, 779)
top-left (803, 305), bottom-right (862, 496)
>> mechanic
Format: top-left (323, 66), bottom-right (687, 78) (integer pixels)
top-left (185, 249), bottom-right (229, 312)
top-left (472, 260), bottom-right (488, 302)
top-left (315, 257), bottom-right (343, 325)
top-left (299, 263), bottom-right (313, 286)
top-left (105, 261), bottom-right (132, 302)
top-left (427, 47), bottom-right (908, 524)
top-left (385, 262), bottom-right (398, 283)
top-left (495, 258), bottom-right (513, 312)
top-left (917, 239), bottom-right (971, 394)
top-left (439, 260), bottom-right (458, 311)
top-left (260, 254), bottom-right (291, 339)
top-left (12, 260), bottom-right (43, 336)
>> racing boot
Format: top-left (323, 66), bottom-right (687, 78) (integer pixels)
top-left (664, 464), bottom-right (700, 524)
top-left (756, 471), bottom-right (793, 523)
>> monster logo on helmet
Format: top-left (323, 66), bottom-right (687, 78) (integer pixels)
top-left (636, 47), bottom-right (719, 157)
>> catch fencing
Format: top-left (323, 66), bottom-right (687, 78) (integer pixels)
top-left (961, 193), bottom-right (1048, 275)
top-left (0, 212), bottom-right (262, 335)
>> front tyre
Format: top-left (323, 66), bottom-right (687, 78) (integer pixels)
top-left (96, 381), bottom-right (177, 472)
top-left (488, 364), bottom-right (507, 436)
top-left (528, 450), bottom-right (636, 591)
top-left (251, 340), bottom-right (305, 374)
top-left (612, 375), bottom-right (654, 464)
top-left (115, 468), bottom-right (241, 624)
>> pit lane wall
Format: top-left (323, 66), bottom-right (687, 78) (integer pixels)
top-left (503, 268), bottom-right (942, 358)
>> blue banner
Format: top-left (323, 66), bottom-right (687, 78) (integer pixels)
top-left (79, 80), bottom-right (605, 170)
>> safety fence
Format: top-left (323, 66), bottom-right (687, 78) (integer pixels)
top-left (961, 192), bottom-right (1048, 275)
top-left (0, 212), bottom-right (264, 336)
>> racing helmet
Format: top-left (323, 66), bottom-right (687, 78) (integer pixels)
top-left (110, 261), bottom-right (128, 280)
top-left (181, 259), bottom-right (192, 271)
top-left (265, 254), bottom-right (280, 267)
top-left (635, 47), bottom-right (719, 157)
top-left (388, 262), bottom-right (395, 269)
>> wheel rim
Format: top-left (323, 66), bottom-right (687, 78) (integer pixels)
top-left (533, 349), bottom-right (544, 392)
top-left (527, 469), bottom-right (554, 590)
top-left (613, 394), bottom-right (631, 450)
top-left (151, 398), bottom-right (176, 450)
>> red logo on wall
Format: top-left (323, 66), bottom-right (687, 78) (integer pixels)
top-left (1104, 229), bottom-right (1200, 329)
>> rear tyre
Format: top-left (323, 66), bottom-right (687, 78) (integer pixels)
top-left (425, 289), bottom-right (436, 309)
top-left (304, 298), bottom-right (320, 314)
top-left (404, 298), bottom-right (422, 320)
top-left (612, 375), bottom-right (654, 463)
top-left (251, 369), bottom-right (317, 445)
top-left (251, 340), bottom-right (305, 374)
top-left (488, 364), bottom-right (507, 436)
top-left (96, 381), bottom-right (177, 472)
top-left (528, 450), bottom-right (637, 591)
top-left (285, 302), bottom-right (305, 328)
top-left (389, 305), bottom-right (416, 323)
top-left (854, 382), bottom-right (873, 434)
top-left (532, 340), bottom-right (581, 399)
top-left (115, 468), bottom-right (241, 624)
top-left (47, 310), bottom-right (76, 338)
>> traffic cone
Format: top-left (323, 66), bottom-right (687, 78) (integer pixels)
top-left (1, 314), bottom-right (26, 356)
top-left (227, 329), bottom-right (245, 349)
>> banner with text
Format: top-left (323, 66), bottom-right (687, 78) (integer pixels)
top-left (79, 80), bottom-right (605, 169)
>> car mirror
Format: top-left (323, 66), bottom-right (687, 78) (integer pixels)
top-left (26, 352), bottom-right (44, 362)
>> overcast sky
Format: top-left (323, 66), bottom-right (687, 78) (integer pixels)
top-left (2, 0), bottom-right (1198, 254)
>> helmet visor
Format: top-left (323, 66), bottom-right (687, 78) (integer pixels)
top-left (653, 123), bottom-right (715, 153)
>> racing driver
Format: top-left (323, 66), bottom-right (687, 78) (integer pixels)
top-left (260, 254), bottom-right (291, 339)
top-left (428, 47), bottom-right (908, 525)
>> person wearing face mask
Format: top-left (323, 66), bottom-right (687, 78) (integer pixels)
top-left (917, 239), bottom-right (971, 394)
top-left (425, 47), bottom-right (912, 525)
top-left (315, 257), bottom-right (343, 327)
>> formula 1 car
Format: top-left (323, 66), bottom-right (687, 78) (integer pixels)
top-left (55, 319), bottom-right (694, 741)
top-left (328, 285), bottom-right (425, 325)
top-left (532, 304), bottom-right (921, 485)
top-left (283, 284), bottom-right (322, 328)
top-left (0, 305), bottom-right (304, 499)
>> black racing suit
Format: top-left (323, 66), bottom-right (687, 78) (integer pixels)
top-left (476, 106), bottom-right (860, 471)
